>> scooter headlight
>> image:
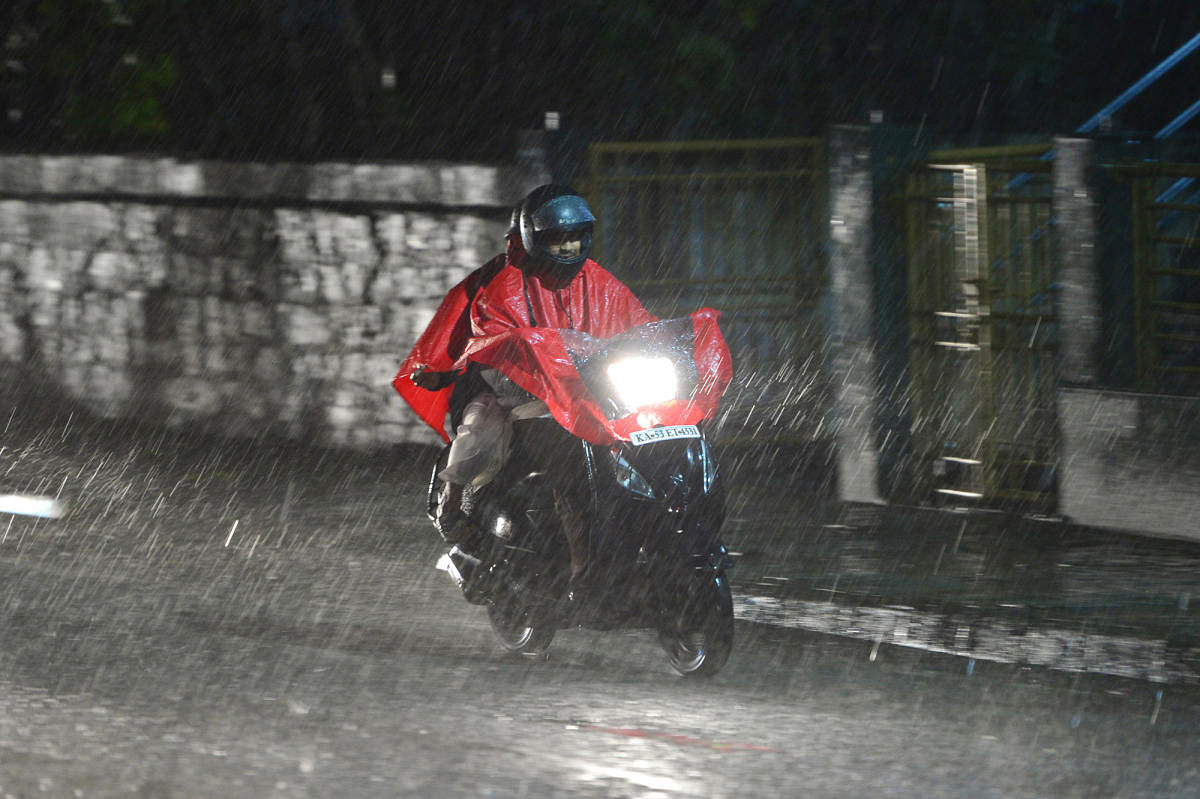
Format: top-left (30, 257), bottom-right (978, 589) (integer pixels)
top-left (606, 357), bottom-right (677, 410)
top-left (609, 448), bottom-right (656, 499)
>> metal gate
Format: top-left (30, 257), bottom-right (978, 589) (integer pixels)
top-left (586, 138), bottom-right (828, 444)
top-left (905, 146), bottom-right (1059, 510)
top-left (1124, 162), bottom-right (1200, 394)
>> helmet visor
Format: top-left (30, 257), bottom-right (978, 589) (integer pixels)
top-left (530, 194), bottom-right (596, 234)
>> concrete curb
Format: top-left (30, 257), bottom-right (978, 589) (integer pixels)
top-left (734, 594), bottom-right (1200, 685)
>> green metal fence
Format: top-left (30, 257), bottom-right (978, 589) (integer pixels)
top-left (586, 138), bottom-right (828, 444)
top-left (1121, 162), bottom-right (1200, 394)
top-left (905, 145), bottom-right (1059, 510)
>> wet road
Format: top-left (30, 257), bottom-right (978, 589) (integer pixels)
top-left (2, 419), bottom-right (1200, 797)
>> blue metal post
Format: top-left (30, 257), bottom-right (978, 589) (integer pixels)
top-left (1076, 31), bottom-right (1200, 134)
top-left (1154, 97), bottom-right (1200, 140)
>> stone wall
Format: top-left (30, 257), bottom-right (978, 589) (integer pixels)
top-left (0, 155), bottom-right (537, 449)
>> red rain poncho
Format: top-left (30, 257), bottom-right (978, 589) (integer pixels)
top-left (460, 304), bottom-right (731, 445)
top-left (459, 262), bottom-right (731, 445)
top-left (391, 243), bottom-right (514, 442)
top-left (396, 251), bottom-right (732, 446)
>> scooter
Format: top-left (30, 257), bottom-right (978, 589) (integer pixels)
top-left (430, 312), bottom-right (735, 677)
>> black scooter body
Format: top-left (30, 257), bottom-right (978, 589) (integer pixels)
top-left (430, 416), bottom-right (735, 675)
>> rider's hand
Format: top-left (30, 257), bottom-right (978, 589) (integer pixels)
top-left (411, 365), bottom-right (445, 390)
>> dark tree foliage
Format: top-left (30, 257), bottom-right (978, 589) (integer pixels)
top-left (2, 0), bottom-right (1198, 161)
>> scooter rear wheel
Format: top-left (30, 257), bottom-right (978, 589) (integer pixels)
top-left (658, 575), bottom-right (734, 677)
top-left (487, 600), bottom-right (556, 656)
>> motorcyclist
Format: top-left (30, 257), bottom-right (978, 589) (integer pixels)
top-left (398, 184), bottom-right (654, 591)
top-left (463, 184), bottom-right (655, 591)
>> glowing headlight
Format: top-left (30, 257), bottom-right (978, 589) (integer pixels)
top-left (607, 357), bottom-right (677, 409)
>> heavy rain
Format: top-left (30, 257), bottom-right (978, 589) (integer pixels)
top-left (2, 2), bottom-right (1200, 798)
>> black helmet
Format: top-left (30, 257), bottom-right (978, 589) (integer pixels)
top-left (518, 184), bottom-right (595, 278)
top-left (505, 204), bottom-right (521, 238)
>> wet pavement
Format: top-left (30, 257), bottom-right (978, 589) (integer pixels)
top-left (723, 454), bottom-right (1200, 685)
top-left (4, 398), bottom-right (1199, 687)
top-left (9, 395), bottom-right (1200, 798)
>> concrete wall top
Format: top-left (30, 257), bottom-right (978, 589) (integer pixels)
top-left (0, 155), bottom-right (524, 207)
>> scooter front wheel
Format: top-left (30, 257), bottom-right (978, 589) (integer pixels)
top-left (487, 599), bottom-right (556, 656)
top-left (658, 575), bottom-right (734, 677)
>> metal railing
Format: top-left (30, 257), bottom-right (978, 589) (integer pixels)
top-left (586, 138), bottom-right (829, 444)
top-left (1119, 162), bottom-right (1200, 394)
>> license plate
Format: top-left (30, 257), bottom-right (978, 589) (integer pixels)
top-left (629, 424), bottom-right (701, 446)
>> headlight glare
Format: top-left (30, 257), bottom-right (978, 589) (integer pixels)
top-left (607, 357), bottom-right (677, 409)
